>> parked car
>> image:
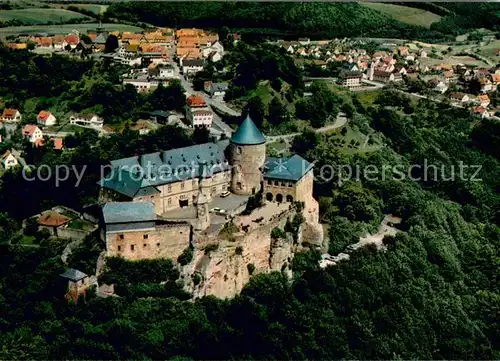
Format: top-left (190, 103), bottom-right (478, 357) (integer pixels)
top-left (210, 207), bottom-right (228, 216)
top-left (221, 191), bottom-right (231, 198)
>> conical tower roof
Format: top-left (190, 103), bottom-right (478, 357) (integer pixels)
top-left (230, 115), bottom-right (266, 145)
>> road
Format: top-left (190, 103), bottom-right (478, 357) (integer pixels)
top-left (173, 61), bottom-right (236, 136)
top-left (265, 112), bottom-right (348, 143)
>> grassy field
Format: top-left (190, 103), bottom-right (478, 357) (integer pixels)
top-left (476, 39), bottom-right (500, 63)
top-left (0, 8), bottom-right (90, 24)
top-left (0, 22), bottom-right (143, 36)
top-left (49, 3), bottom-right (108, 15)
top-left (362, 2), bottom-right (441, 28)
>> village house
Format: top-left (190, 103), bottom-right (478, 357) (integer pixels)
top-left (204, 81), bottom-right (228, 99)
top-left (8, 43), bottom-right (27, 50)
top-left (373, 70), bottom-right (396, 83)
top-left (157, 63), bottom-right (175, 79)
top-left (480, 77), bottom-right (494, 93)
top-left (473, 106), bottom-right (490, 119)
top-left (37, 111), bottom-right (57, 127)
top-left (201, 41), bottom-right (224, 61)
top-left (130, 119), bottom-right (158, 135)
top-left (123, 77), bottom-right (159, 93)
top-left (428, 78), bottom-right (448, 94)
top-left (181, 58), bottom-right (204, 76)
top-left (185, 95), bottom-right (213, 128)
top-left (38, 210), bottom-right (71, 236)
top-left (339, 70), bottom-right (362, 88)
top-left (478, 94), bottom-right (490, 108)
top-left (22, 124), bottom-right (43, 143)
top-left (1, 150), bottom-right (19, 171)
top-left (450, 92), bottom-right (470, 106)
top-left (69, 113), bottom-right (104, 130)
top-left (0, 108), bottom-right (22, 123)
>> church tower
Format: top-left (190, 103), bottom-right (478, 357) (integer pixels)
top-left (229, 115), bottom-right (266, 195)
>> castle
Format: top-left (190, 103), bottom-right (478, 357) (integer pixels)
top-left (98, 115), bottom-right (319, 262)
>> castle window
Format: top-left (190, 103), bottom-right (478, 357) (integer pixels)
top-left (168, 198), bottom-right (172, 205)
top-left (267, 179), bottom-right (272, 185)
top-left (274, 181), bottom-right (279, 186)
top-left (288, 182), bottom-right (293, 187)
top-left (143, 234), bottom-right (148, 239)
top-left (143, 243), bottom-right (147, 248)
top-left (150, 195), bottom-right (154, 199)
top-left (117, 246), bottom-right (121, 251)
top-left (237, 182), bottom-right (242, 189)
top-left (281, 181), bottom-right (286, 187)
top-left (119, 234), bottom-right (124, 240)
top-left (131, 245), bottom-right (135, 251)
top-left (192, 179), bottom-right (197, 187)
top-left (157, 243), bottom-right (160, 247)
top-left (237, 146), bottom-right (242, 154)
top-left (167, 184), bottom-right (172, 193)
top-left (181, 181), bottom-right (185, 189)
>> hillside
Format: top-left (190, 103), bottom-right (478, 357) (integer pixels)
top-left (104, 2), bottom-right (444, 41)
top-left (361, 2), bottom-right (441, 28)
top-left (0, 8), bottom-right (90, 25)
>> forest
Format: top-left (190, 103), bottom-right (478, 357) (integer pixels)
top-left (0, 33), bottom-right (500, 359)
top-left (105, 2), bottom-right (449, 42)
top-left (1, 90), bottom-right (500, 360)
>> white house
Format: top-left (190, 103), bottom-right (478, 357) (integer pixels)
top-left (204, 81), bottom-right (229, 99)
top-left (0, 109), bottom-right (22, 123)
top-left (339, 71), bottom-right (362, 88)
top-left (37, 111), bottom-right (57, 127)
top-left (69, 113), bottom-right (104, 130)
top-left (450, 92), bottom-right (470, 105)
top-left (1, 150), bottom-right (18, 171)
top-left (185, 95), bottom-right (213, 128)
top-left (158, 64), bottom-right (175, 79)
top-left (478, 94), bottom-right (490, 108)
top-left (187, 109), bottom-right (213, 128)
top-left (181, 59), bottom-right (204, 75)
top-left (22, 124), bottom-right (43, 143)
top-left (123, 78), bottom-right (159, 93)
top-left (202, 41), bottom-right (224, 60)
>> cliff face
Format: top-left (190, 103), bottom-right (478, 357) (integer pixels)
top-left (181, 204), bottom-right (323, 299)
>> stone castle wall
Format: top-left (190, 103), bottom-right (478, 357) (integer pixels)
top-left (106, 222), bottom-right (191, 261)
top-left (184, 209), bottom-right (295, 299)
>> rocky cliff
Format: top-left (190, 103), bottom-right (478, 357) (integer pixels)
top-left (180, 204), bottom-right (324, 299)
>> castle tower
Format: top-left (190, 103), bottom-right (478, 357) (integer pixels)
top-left (229, 115), bottom-right (266, 195)
top-left (195, 191), bottom-right (210, 231)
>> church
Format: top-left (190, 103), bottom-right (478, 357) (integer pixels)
top-left (98, 115), bottom-right (314, 215)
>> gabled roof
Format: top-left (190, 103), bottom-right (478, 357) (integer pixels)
top-left (264, 154), bottom-right (314, 181)
top-left (23, 124), bottom-right (40, 136)
top-left (186, 95), bottom-right (206, 107)
top-left (102, 202), bottom-right (156, 224)
top-left (60, 268), bottom-right (88, 282)
top-left (37, 110), bottom-right (52, 121)
top-left (230, 115), bottom-right (265, 145)
top-left (38, 210), bottom-right (70, 227)
top-left (183, 58), bottom-right (204, 67)
top-left (2, 108), bottom-right (19, 119)
top-left (99, 142), bottom-right (230, 197)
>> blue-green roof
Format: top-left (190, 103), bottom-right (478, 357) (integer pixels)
top-left (264, 155), bottom-right (314, 181)
top-left (230, 115), bottom-right (266, 145)
top-left (98, 142), bottom-right (230, 199)
top-left (102, 202), bottom-right (156, 224)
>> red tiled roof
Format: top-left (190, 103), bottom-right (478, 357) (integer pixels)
top-left (64, 34), bottom-right (79, 45)
top-left (186, 95), bottom-right (206, 107)
top-left (38, 210), bottom-right (70, 227)
top-left (23, 124), bottom-right (39, 137)
top-left (53, 138), bottom-right (63, 150)
top-left (37, 110), bottom-right (51, 121)
top-left (2, 108), bottom-right (18, 119)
